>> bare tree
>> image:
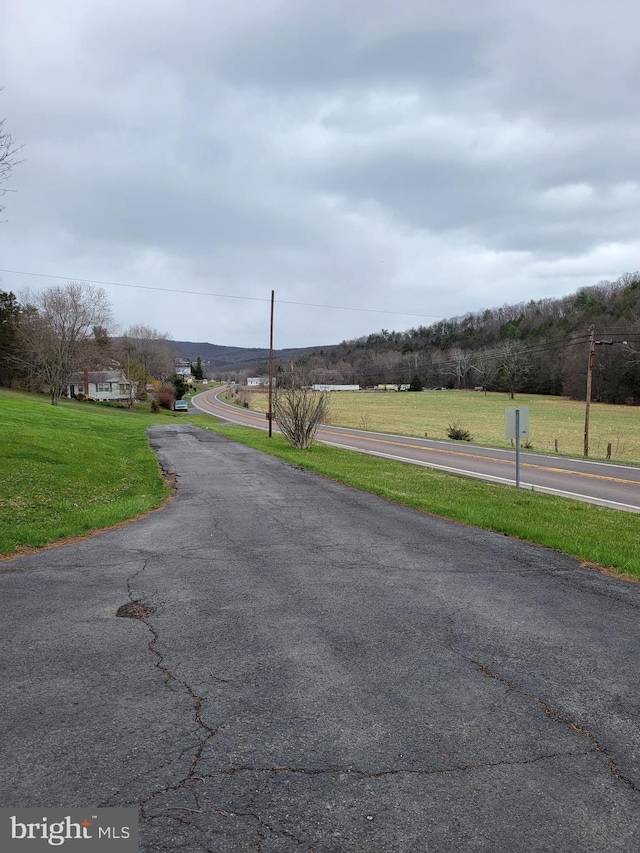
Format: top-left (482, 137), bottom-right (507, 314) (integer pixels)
top-left (1, 93), bottom-right (23, 218)
top-left (119, 324), bottom-right (176, 380)
top-left (472, 348), bottom-right (501, 393)
top-left (17, 282), bottom-right (113, 404)
top-left (443, 348), bottom-right (476, 389)
top-left (273, 385), bottom-right (330, 449)
top-left (497, 340), bottom-right (530, 400)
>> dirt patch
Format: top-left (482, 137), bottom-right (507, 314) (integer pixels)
top-left (116, 601), bottom-right (155, 619)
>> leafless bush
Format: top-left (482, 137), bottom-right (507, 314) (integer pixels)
top-left (273, 386), bottom-right (330, 449)
top-left (155, 390), bottom-right (174, 410)
top-left (447, 422), bottom-right (472, 441)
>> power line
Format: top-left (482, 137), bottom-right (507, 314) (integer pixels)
top-left (0, 267), bottom-right (443, 320)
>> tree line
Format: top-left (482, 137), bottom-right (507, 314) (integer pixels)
top-left (286, 273), bottom-right (640, 403)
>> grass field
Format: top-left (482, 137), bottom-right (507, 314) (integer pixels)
top-left (242, 389), bottom-right (640, 463)
top-left (0, 390), bottom-right (211, 555)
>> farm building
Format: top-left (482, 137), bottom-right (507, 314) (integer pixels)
top-left (312, 384), bottom-right (360, 391)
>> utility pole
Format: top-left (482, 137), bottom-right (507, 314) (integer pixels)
top-left (583, 327), bottom-right (595, 457)
top-left (268, 290), bottom-right (274, 438)
top-left (584, 330), bottom-right (620, 456)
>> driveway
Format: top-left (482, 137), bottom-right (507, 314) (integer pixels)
top-left (1, 424), bottom-right (639, 852)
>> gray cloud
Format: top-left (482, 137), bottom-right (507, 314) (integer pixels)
top-left (1, 0), bottom-right (639, 347)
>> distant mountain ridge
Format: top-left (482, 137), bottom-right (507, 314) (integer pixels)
top-left (170, 340), bottom-right (335, 372)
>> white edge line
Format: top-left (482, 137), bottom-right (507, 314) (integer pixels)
top-left (320, 441), bottom-right (640, 513)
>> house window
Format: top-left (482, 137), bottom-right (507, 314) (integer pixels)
top-left (118, 384), bottom-right (128, 395)
top-left (97, 383), bottom-right (111, 392)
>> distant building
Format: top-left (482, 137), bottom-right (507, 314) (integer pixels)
top-left (175, 358), bottom-right (192, 377)
top-left (312, 384), bottom-right (360, 392)
top-left (66, 371), bottom-right (136, 402)
top-left (247, 377), bottom-right (269, 387)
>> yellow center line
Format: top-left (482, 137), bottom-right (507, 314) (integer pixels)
top-left (202, 395), bottom-right (639, 488)
top-left (319, 430), bottom-right (640, 487)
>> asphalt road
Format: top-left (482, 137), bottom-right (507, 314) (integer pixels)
top-left (192, 389), bottom-right (640, 512)
top-left (1, 424), bottom-right (639, 852)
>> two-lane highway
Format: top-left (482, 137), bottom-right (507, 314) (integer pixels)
top-left (192, 389), bottom-right (640, 512)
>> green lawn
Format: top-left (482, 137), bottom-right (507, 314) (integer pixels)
top-left (242, 389), bottom-right (640, 462)
top-left (0, 390), bottom-right (204, 554)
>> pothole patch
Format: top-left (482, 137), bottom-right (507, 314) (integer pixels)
top-left (116, 601), bottom-right (155, 619)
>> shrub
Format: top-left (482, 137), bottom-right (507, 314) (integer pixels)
top-left (447, 422), bottom-right (472, 441)
top-left (274, 387), bottom-right (330, 449)
top-left (150, 399), bottom-right (160, 413)
top-left (156, 390), bottom-right (174, 410)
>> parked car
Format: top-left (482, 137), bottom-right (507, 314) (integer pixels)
top-left (173, 399), bottom-right (189, 411)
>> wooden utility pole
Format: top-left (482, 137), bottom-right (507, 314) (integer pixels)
top-left (583, 326), bottom-right (595, 457)
top-left (268, 290), bottom-right (274, 438)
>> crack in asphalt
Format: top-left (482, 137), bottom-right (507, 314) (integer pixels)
top-left (98, 743), bottom-right (197, 808)
top-left (468, 656), bottom-right (640, 795)
top-left (121, 561), bottom-right (228, 826)
top-left (211, 750), bottom-right (586, 780)
top-left (435, 606), bottom-right (640, 797)
top-left (137, 619), bottom-right (220, 815)
top-left (214, 807), bottom-right (316, 852)
top-left (143, 811), bottom-right (230, 852)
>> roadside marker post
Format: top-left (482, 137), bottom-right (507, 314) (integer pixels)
top-left (505, 407), bottom-right (530, 489)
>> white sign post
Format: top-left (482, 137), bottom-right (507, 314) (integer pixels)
top-left (505, 407), bottom-right (530, 489)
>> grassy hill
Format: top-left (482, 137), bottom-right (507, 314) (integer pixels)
top-left (0, 390), bottom-right (175, 554)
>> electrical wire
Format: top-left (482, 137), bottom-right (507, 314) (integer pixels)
top-left (0, 267), bottom-right (443, 320)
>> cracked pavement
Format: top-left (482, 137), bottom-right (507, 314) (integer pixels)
top-left (1, 423), bottom-right (639, 852)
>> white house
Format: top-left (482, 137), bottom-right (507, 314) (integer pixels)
top-left (247, 377), bottom-right (269, 387)
top-left (66, 371), bottom-right (136, 402)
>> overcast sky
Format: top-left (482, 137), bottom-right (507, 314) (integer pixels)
top-left (1, 0), bottom-right (639, 348)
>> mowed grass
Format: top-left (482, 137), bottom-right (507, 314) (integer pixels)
top-left (0, 390), bottom-right (192, 555)
top-left (244, 390), bottom-right (640, 462)
top-left (199, 421), bottom-right (640, 580)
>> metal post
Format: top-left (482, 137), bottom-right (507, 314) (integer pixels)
top-left (515, 408), bottom-right (520, 489)
top-left (583, 327), bottom-right (595, 457)
top-left (268, 290), bottom-right (274, 438)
